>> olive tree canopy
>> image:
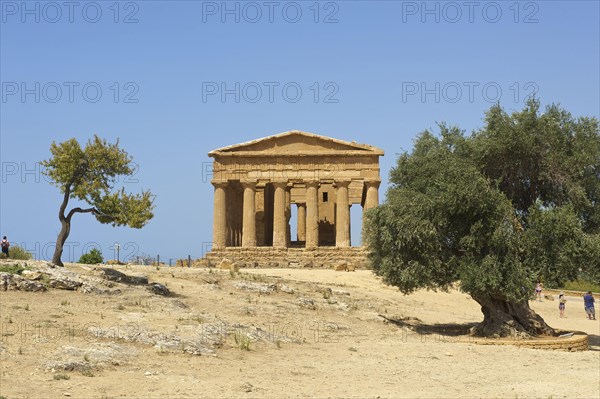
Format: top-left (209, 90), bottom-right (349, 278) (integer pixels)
top-left (365, 99), bottom-right (599, 337)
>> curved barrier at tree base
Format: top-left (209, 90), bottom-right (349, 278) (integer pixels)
top-left (465, 330), bottom-right (588, 351)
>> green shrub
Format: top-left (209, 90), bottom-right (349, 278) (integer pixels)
top-left (79, 248), bottom-right (103, 264)
top-left (0, 264), bottom-right (26, 274)
top-left (0, 245), bottom-right (33, 260)
top-left (234, 332), bottom-right (251, 351)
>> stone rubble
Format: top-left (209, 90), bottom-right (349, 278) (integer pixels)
top-left (0, 260), bottom-right (170, 297)
top-left (233, 281), bottom-right (277, 294)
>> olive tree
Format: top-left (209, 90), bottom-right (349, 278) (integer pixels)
top-left (42, 135), bottom-right (154, 266)
top-left (365, 99), bottom-right (599, 337)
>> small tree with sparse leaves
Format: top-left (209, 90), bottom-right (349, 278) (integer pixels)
top-left (42, 135), bottom-right (154, 266)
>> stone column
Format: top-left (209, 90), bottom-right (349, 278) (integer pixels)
top-left (305, 181), bottom-right (319, 248)
top-left (348, 205), bottom-right (352, 245)
top-left (212, 181), bottom-right (228, 250)
top-left (335, 181), bottom-right (351, 247)
top-left (362, 181), bottom-right (380, 246)
top-left (272, 182), bottom-right (288, 248)
top-left (242, 182), bottom-right (256, 247)
top-left (297, 203), bottom-right (306, 241)
top-left (306, 181), bottom-right (319, 248)
top-left (285, 188), bottom-right (291, 246)
top-left (363, 181), bottom-right (380, 211)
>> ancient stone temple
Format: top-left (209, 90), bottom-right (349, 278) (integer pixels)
top-left (204, 130), bottom-right (384, 269)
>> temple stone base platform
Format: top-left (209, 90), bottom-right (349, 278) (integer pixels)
top-left (204, 246), bottom-right (370, 270)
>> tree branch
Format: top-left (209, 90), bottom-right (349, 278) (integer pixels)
top-left (66, 207), bottom-right (116, 222)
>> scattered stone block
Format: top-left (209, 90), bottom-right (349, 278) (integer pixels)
top-left (218, 258), bottom-right (233, 270)
top-left (334, 261), bottom-right (347, 271)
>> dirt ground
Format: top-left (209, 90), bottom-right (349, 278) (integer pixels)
top-left (1, 264), bottom-right (599, 399)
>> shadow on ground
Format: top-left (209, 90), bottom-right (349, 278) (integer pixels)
top-left (379, 314), bottom-right (477, 336)
top-left (382, 315), bottom-right (599, 352)
top-left (588, 334), bottom-right (599, 351)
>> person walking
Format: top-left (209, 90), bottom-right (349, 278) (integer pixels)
top-left (1, 236), bottom-right (9, 258)
top-left (558, 292), bottom-right (567, 318)
top-left (583, 291), bottom-right (596, 320)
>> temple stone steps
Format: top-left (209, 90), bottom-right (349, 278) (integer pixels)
top-left (204, 246), bottom-right (370, 269)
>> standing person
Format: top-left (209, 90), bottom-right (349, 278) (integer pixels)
top-left (1, 236), bottom-right (9, 258)
top-left (535, 282), bottom-right (544, 301)
top-left (583, 291), bottom-right (596, 320)
top-left (558, 292), bottom-right (567, 318)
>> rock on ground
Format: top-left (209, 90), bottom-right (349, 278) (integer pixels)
top-left (147, 282), bottom-right (171, 296)
top-left (97, 268), bottom-right (148, 285)
top-left (233, 281), bottom-right (277, 294)
top-left (0, 272), bottom-right (47, 292)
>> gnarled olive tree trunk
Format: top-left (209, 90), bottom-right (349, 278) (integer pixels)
top-left (52, 220), bottom-right (71, 267)
top-left (52, 183), bottom-right (73, 266)
top-left (470, 294), bottom-right (555, 337)
top-left (51, 182), bottom-right (102, 266)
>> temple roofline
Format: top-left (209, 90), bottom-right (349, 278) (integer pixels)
top-left (208, 130), bottom-right (385, 157)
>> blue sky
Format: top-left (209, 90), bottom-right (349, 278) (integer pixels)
top-left (1, 0), bottom-right (599, 262)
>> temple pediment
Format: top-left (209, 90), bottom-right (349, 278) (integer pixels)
top-left (209, 130), bottom-right (384, 157)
